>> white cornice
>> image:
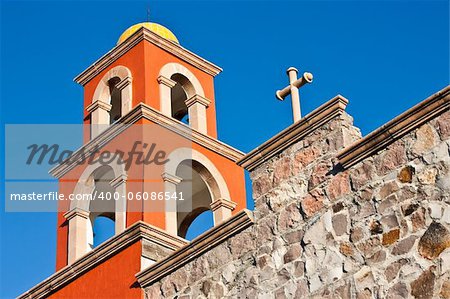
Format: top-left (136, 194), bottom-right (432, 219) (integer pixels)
top-left (86, 100), bottom-right (112, 113)
top-left (18, 221), bottom-right (188, 299)
top-left (63, 207), bottom-right (89, 220)
top-left (74, 27), bottom-right (222, 86)
top-left (110, 174), bottom-right (128, 188)
top-left (116, 76), bottom-right (132, 90)
top-left (185, 94), bottom-right (211, 108)
top-left (210, 198), bottom-right (237, 211)
top-left (49, 103), bottom-right (245, 179)
top-left (161, 172), bottom-right (183, 185)
top-left (157, 75), bottom-right (177, 88)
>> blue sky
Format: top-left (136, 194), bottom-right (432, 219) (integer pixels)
top-left (1, 0), bottom-right (448, 298)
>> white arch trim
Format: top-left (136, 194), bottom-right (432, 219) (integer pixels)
top-left (66, 159), bottom-right (127, 264)
top-left (88, 65), bottom-right (133, 138)
top-left (165, 147), bottom-right (230, 200)
top-left (159, 63), bottom-right (205, 97)
top-left (71, 160), bottom-right (126, 210)
top-left (163, 147), bottom-right (233, 236)
top-left (92, 65), bottom-right (133, 104)
top-left (158, 63), bottom-right (209, 134)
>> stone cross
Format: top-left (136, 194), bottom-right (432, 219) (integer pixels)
top-left (276, 67), bottom-right (313, 123)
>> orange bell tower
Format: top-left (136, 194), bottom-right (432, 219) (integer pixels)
top-left (44, 21), bottom-right (246, 297)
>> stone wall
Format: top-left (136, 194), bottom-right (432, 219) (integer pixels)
top-left (143, 98), bottom-right (450, 298)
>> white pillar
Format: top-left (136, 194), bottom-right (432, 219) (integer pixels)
top-left (185, 94), bottom-right (211, 134)
top-left (110, 174), bottom-right (127, 234)
top-left (157, 75), bottom-right (177, 117)
top-left (210, 198), bottom-right (237, 225)
top-left (64, 208), bottom-right (91, 264)
top-left (162, 172), bottom-right (182, 236)
top-left (116, 76), bottom-right (133, 115)
top-left (86, 100), bottom-right (112, 138)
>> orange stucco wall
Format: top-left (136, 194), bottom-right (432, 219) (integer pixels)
top-left (50, 241), bottom-right (142, 299)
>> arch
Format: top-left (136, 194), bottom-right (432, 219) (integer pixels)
top-left (71, 159), bottom-right (125, 211)
top-left (89, 66), bottom-right (133, 137)
top-left (89, 165), bottom-right (116, 219)
top-left (164, 147), bottom-right (232, 238)
top-left (164, 147), bottom-right (230, 200)
top-left (66, 158), bottom-right (127, 263)
top-left (175, 160), bottom-right (213, 238)
top-left (108, 77), bottom-right (122, 123)
top-left (159, 63), bottom-right (205, 97)
top-left (92, 65), bottom-right (132, 104)
top-left (170, 74), bottom-right (190, 123)
top-left (158, 63), bottom-right (209, 133)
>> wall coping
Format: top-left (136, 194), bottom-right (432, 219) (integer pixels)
top-left (237, 95), bottom-right (349, 171)
top-left (49, 103), bottom-right (245, 178)
top-left (136, 209), bottom-right (254, 287)
top-left (18, 221), bottom-right (188, 299)
top-left (338, 85), bottom-right (450, 169)
top-left (74, 27), bottom-right (222, 86)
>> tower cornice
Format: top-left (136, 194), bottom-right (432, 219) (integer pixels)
top-left (49, 103), bottom-right (245, 179)
top-left (74, 27), bottom-right (223, 86)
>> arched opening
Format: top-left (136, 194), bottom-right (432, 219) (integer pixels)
top-left (88, 165), bottom-right (116, 248)
top-left (92, 216), bottom-right (115, 247)
top-left (108, 77), bottom-right (122, 123)
top-left (170, 74), bottom-right (195, 125)
top-left (67, 159), bottom-right (128, 264)
top-left (185, 210), bottom-right (214, 241)
top-left (175, 160), bottom-right (215, 238)
top-left (89, 66), bottom-right (132, 138)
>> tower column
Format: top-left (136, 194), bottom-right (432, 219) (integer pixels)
top-left (162, 172), bottom-right (183, 236)
top-left (110, 174), bottom-right (128, 234)
top-left (116, 76), bottom-right (133, 116)
top-left (157, 75), bottom-right (177, 117)
top-left (210, 198), bottom-right (237, 225)
top-left (185, 94), bottom-right (211, 134)
top-left (64, 208), bottom-right (91, 264)
top-left (86, 100), bottom-right (112, 138)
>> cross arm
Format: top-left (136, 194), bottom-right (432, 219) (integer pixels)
top-left (276, 72), bottom-right (314, 101)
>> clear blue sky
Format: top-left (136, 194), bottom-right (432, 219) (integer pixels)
top-left (1, 0), bottom-right (448, 298)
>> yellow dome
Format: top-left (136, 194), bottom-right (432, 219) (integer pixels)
top-left (117, 22), bottom-right (179, 45)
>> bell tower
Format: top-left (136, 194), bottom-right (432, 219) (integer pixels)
top-left (52, 22), bottom-right (247, 272)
